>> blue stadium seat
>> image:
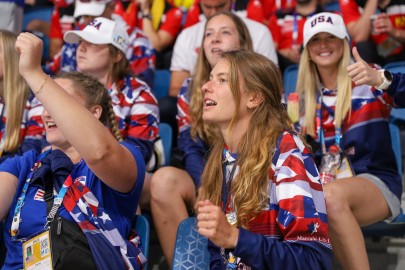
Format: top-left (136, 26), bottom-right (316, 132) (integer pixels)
top-left (324, 1), bottom-right (341, 13)
top-left (0, 221), bottom-right (5, 267)
top-left (172, 217), bottom-right (210, 270)
top-left (283, 64), bottom-right (299, 100)
top-left (384, 61), bottom-right (405, 125)
top-left (361, 123), bottom-right (405, 238)
top-left (159, 122), bottom-right (173, 166)
top-left (389, 122), bottom-right (403, 173)
top-left (153, 69), bottom-right (171, 99)
top-left (134, 214), bottom-right (150, 270)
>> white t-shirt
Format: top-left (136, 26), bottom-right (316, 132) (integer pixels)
top-left (170, 16), bottom-right (278, 73)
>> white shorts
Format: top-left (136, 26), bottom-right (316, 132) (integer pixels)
top-left (357, 173), bottom-right (401, 221)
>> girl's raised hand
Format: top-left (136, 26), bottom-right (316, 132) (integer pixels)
top-left (15, 32), bottom-right (43, 78)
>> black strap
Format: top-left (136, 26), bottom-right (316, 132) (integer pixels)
top-left (43, 178), bottom-right (96, 269)
top-left (44, 178), bottom-right (54, 215)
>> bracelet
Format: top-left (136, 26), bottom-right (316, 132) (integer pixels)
top-left (35, 75), bottom-right (49, 96)
top-left (142, 13), bottom-right (152, 20)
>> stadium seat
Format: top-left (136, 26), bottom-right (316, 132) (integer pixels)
top-left (159, 122), bottom-right (173, 166)
top-left (324, 1), bottom-right (341, 13)
top-left (0, 221), bottom-right (5, 267)
top-left (361, 123), bottom-right (405, 238)
top-left (172, 217), bottom-right (210, 270)
top-left (153, 69), bottom-right (171, 99)
top-left (283, 64), bottom-right (299, 100)
top-left (384, 61), bottom-right (405, 125)
top-left (134, 214), bottom-right (150, 270)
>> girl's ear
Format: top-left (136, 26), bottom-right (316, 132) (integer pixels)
top-left (113, 51), bottom-right (123, 63)
top-left (89, 104), bottom-right (103, 120)
top-left (247, 92), bottom-right (264, 109)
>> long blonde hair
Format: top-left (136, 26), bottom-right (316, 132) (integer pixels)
top-left (189, 11), bottom-right (253, 145)
top-left (197, 51), bottom-right (293, 228)
top-left (296, 40), bottom-right (352, 136)
top-left (1, 30), bottom-right (30, 153)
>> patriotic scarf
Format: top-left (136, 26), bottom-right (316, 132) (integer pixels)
top-left (62, 177), bottom-right (147, 270)
top-left (34, 149), bottom-right (147, 270)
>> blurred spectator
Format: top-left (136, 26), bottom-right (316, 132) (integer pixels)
top-left (162, 0), bottom-right (277, 145)
top-left (48, 0), bottom-right (74, 58)
top-left (44, 0), bottom-right (156, 88)
top-left (339, 0), bottom-right (405, 65)
top-left (132, 0), bottom-right (184, 69)
top-left (266, 0), bottom-right (297, 17)
top-left (183, 0), bottom-right (266, 28)
top-left (0, 0), bottom-right (24, 33)
top-left (172, 0), bottom-right (194, 9)
top-left (268, 0), bottom-right (322, 73)
top-left (170, 0), bottom-right (277, 97)
top-left (23, 0), bottom-right (53, 35)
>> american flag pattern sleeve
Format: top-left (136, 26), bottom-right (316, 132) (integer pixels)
top-left (176, 77), bottom-right (192, 134)
top-left (109, 74), bottom-right (159, 161)
top-left (127, 28), bottom-right (156, 88)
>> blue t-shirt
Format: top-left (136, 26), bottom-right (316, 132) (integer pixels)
top-left (1, 142), bottom-right (145, 269)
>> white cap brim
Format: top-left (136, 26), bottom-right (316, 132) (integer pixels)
top-left (64, 30), bottom-right (111, 45)
top-left (304, 26), bottom-right (348, 47)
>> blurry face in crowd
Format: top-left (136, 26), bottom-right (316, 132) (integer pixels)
top-left (200, 0), bottom-right (231, 18)
top-left (203, 14), bottom-right (241, 68)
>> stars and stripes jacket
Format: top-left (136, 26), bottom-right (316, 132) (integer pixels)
top-left (302, 76), bottom-right (403, 201)
top-left (209, 131), bottom-right (332, 269)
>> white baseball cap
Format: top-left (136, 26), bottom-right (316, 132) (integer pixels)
top-left (73, 0), bottom-right (112, 18)
top-left (64, 17), bottom-right (128, 53)
top-left (303, 12), bottom-right (349, 47)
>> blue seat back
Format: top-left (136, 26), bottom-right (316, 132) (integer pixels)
top-left (361, 123), bottom-right (405, 238)
top-left (384, 61), bottom-right (405, 124)
top-left (324, 1), bottom-right (341, 12)
top-left (159, 123), bottom-right (173, 166)
top-left (283, 64), bottom-right (299, 100)
top-left (153, 69), bottom-right (171, 100)
top-left (389, 122), bottom-right (402, 173)
top-left (0, 221), bottom-right (5, 267)
top-left (172, 217), bottom-right (210, 270)
top-left (134, 214), bottom-right (150, 269)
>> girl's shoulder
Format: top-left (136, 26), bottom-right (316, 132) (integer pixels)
top-left (276, 130), bottom-right (311, 156)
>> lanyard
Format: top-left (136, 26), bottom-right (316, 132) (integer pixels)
top-left (10, 150), bottom-right (74, 241)
top-left (292, 12), bottom-right (298, 47)
top-left (221, 161), bottom-right (238, 212)
top-left (317, 89), bottom-right (342, 154)
top-left (221, 147), bottom-right (238, 213)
